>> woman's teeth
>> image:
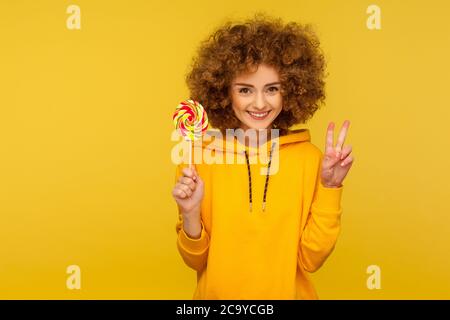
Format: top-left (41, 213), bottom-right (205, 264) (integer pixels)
top-left (247, 111), bottom-right (270, 120)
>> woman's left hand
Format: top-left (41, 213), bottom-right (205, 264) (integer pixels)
top-left (321, 120), bottom-right (354, 188)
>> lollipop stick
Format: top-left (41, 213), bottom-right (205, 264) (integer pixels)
top-left (188, 139), bottom-right (192, 170)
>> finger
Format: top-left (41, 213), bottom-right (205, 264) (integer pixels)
top-left (173, 187), bottom-right (188, 199)
top-left (180, 176), bottom-right (196, 191)
top-left (340, 155), bottom-right (354, 166)
top-left (335, 120), bottom-right (350, 154)
top-left (339, 145), bottom-right (352, 160)
top-left (325, 122), bottom-right (335, 154)
top-left (323, 150), bottom-right (341, 169)
top-left (182, 167), bottom-right (195, 180)
top-left (192, 166), bottom-right (198, 181)
top-left (184, 166), bottom-right (198, 182)
top-left (176, 183), bottom-right (193, 197)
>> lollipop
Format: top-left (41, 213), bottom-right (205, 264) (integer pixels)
top-left (173, 99), bottom-right (209, 168)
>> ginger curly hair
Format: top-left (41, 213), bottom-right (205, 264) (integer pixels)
top-left (186, 14), bottom-right (328, 136)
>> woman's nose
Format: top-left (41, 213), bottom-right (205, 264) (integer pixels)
top-left (253, 92), bottom-right (267, 110)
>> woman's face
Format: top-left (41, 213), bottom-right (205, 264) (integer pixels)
top-left (230, 64), bottom-right (283, 131)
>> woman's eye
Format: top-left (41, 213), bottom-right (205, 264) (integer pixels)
top-left (239, 88), bottom-right (251, 94)
top-left (267, 86), bottom-right (279, 93)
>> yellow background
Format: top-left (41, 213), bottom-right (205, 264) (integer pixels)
top-left (1, 0), bottom-right (449, 299)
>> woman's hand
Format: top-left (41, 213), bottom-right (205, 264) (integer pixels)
top-left (172, 166), bottom-right (204, 218)
top-left (321, 120), bottom-right (354, 188)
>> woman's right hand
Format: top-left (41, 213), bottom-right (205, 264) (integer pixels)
top-left (172, 166), bottom-right (204, 218)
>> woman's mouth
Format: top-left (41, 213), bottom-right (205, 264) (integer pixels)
top-left (247, 110), bottom-right (271, 120)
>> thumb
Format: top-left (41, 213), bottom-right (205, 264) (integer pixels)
top-left (192, 166), bottom-right (198, 181)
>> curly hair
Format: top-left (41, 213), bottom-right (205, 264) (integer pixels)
top-left (186, 13), bottom-right (328, 136)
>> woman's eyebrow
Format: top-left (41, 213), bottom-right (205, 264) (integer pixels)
top-left (265, 82), bottom-right (281, 86)
top-left (234, 83), bottom-right (255, 87)
top-left (234, 82), bottom-right (281, 87)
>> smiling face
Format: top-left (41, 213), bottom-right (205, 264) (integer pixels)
top-left (230, 64), bottom-right (283, 131)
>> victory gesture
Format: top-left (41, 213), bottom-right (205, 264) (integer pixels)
top-left (321, 120), bottom-right (354, 188)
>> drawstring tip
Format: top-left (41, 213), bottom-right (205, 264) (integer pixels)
top-left (262, 202), bottom-right (266, 212)
top-left (249, 203), bottom-right (252, 212)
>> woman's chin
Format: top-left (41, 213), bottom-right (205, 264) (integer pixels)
top-left (242, 122), bottom-right (272, 131)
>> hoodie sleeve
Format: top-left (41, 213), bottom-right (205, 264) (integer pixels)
top-left (174, 163), bottom-right (211, 272)
top-left (298, 151), bottom-right (344, 273)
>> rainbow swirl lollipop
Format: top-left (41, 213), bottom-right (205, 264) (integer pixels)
top-left (173, 99), bottom-right (209, 141)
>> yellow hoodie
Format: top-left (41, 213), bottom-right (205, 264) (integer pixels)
top-left (174, 128), bottom-right (344, 299)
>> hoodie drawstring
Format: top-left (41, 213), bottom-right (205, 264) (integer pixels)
top-left (244, 142), bottom-right (276, 212)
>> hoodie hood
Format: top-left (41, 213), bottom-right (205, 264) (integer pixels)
top-left (199, 128), bottom-right (310, 157)
top-left (193, 128), bottom-right (311, 213)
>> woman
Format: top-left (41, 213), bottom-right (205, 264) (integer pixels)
top-left (171, 14), bottom-right (354, 299)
